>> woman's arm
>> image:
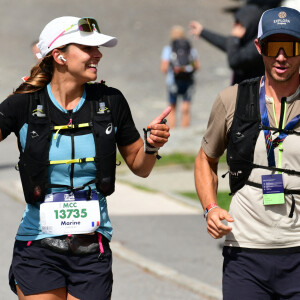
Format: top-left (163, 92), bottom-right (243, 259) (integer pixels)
top-left (118, 137), bottom-right (156, 177)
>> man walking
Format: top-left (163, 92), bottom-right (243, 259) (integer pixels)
top-left (195, 7), bottom-right (300, 299)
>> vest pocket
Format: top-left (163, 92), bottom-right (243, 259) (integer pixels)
top-left (96, 152), bottom-right (116, 196)
top-left (92, 114), bottom-right (116, 196)
top-left (25, 117), bottom-right (50, 162)
top-left (227, 121), bottom-right (260, 193)
top-left (229, 121), bottom-right (259, 161)
top-left (18, 153), bottom-right (48, 204)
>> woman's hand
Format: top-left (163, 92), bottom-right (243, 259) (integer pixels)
top-left (146, 106), bottom-right (171, 149)
top-left (118, 106), bottom-right (171, 177)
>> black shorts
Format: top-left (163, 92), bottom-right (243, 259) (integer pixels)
top-left (168, 79), bottom-right (194, 104)
top-left (9, 236), bottom-right (113, 300)
top-left (223, 246), bottom-right (300, 300)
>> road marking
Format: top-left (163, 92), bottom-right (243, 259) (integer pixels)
top-left (111, 241), bottom-right (222, 300)
top-left (0, 181), bottom-right (24, 203)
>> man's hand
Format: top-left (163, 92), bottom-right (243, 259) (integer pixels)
top-left (231, 22), bottom-right (246, 39)
top-left (146, 106), bottom-right (171, 148)
top-left (206, 207), bottom-right (234, 239)
top-left (189, 21), bottom-right (203, 38)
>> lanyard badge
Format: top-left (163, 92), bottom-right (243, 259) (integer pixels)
top-left (262, 174), bottom-right (284, 205)
top-left (259, 77), bottom-right (300, 206)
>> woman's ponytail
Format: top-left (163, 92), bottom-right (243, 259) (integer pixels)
top-left (13, 54), bottom-right (53, 95)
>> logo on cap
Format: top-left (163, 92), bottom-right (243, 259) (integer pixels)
top-left (278, 11), bottom-right (287, 19)
top-left (274, 11), bottom-right (290, 25)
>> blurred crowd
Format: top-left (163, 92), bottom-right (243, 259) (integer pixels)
top-left (160, 0), bottom-right (299, 128)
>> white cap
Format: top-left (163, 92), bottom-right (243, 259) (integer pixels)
top-left (37, 16), bottom-right (118, 58)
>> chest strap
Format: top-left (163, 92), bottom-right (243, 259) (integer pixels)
top-left (252, 163), bottom-right (300, 176)
top-left (245, 180), bottom-right (298, 218)
top-left (52, 122), bottom-right (92, 140)
top-left (224, 163), bottom-right (300, 179)
top-left (48, 178), bottom-right (97, 192)
top-left (49, 157), bottom-right (95, 165)
top-left (260, 124), bottom-right (300, 136)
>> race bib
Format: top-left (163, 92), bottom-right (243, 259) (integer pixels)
top-left (40, 190), bottom-right (100, 235)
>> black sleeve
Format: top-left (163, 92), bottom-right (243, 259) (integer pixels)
top-left (226, 37), bottom-right (262, 71)
top-left (107, 87), bottom-right (140, 147)
top-left (0, 93), bottom-right (29, 140)
top-left (200, 29), bottom-right (228, 52)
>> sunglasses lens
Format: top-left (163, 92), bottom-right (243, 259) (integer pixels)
top-left (262, 42), bottom-right (300, 57)
top-left (78, 18), bottom-right (100, 33)
top-left (271, 42), bottom-right (294, 56)
top-left (295, 42), bottom-right (300, 56)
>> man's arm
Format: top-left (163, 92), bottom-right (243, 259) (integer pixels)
top-left (194, 148), bottom-right (233, 239)
top-left (189, 21), bottom-right (227, 52)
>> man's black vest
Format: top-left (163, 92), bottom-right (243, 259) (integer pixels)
top-left (18, 83), bottom-right (117, 204)
top-left (227, 77), bottom-right (262, 193)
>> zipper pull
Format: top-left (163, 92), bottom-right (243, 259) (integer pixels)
top-left (67, 118), bottom-right (73, 128)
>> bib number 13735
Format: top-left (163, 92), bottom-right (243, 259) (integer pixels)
top-left (54, 207), bottom-right (87, 219)
top-left (40, 191), bottom-right (101, 235)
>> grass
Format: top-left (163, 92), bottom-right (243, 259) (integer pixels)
top-left (156, 152), bottom-right (196, 167)
top-left (179, 191), bottom-right (232, 211)
top-left (117, 152), bottom-right (196, 167)
top-left (117, 151), bottom-right (227, 167)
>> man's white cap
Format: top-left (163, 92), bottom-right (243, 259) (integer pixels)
top-left (37, 16), bottom-right (118, 58)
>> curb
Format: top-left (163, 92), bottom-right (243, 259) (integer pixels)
top-left (111, 241), bottom-right (222, 300)
top-left (0, 181), bottom-right (24, 203)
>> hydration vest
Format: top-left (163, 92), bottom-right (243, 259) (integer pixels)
top-left (227, 77), bottom-right (261, 193)
top-left (17, 82), bottom-right (117, 204)
top-left (227, 77), bottom-right (300, 197)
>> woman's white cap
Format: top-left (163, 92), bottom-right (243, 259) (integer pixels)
top-left (37, 16), bottom-right (118, 58)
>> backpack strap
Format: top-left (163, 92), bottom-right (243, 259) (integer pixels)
top-left (29, 89), bottom-right (48, 118)
top-left (87, 82), bottom-right (114, 122)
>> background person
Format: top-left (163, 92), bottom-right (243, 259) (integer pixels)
top-left (189, 4), bottom-right (265, 85)
top-left (31, 40), bottom-right (42, 62)
top-left (160, 25), bottom-right (200, 128)
top-left (242, 0), bottom-right (282, 9)
top-left (0, 16), bottom-right (170, 300)
top-left (194, 7), bottom-right (300, 299)
top-left (21, 41), bottom-right (42, 83)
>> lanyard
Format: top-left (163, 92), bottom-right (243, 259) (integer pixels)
top-left (260, 77), bottom-right (300, 167)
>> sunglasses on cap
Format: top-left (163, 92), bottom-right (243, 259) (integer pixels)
top-left (261, 41), bottom-right (300, 57)
top-left (48, 17), bottom-right (101, 49)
